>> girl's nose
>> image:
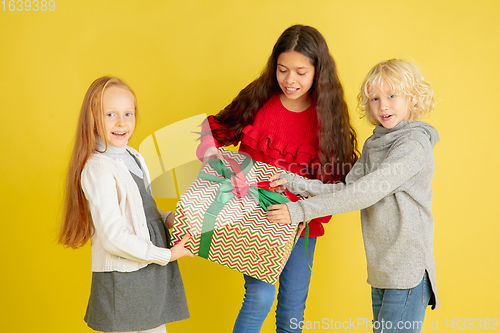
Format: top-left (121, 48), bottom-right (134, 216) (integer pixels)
top-left (285, 74), bottom-right (296, 85)
top-left (116, 115), bottom-right (126, 125)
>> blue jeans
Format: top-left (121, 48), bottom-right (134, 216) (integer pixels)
top-left (371, 272), bottom-right (432, 333)
top-left (232, 237), bottom-right (317, 333)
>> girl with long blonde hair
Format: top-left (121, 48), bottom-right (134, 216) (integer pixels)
top-left (60, 76), bottom-right (193, 333)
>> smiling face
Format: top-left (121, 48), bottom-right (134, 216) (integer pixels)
top-left (102, 86), bottom-right (136, 148)
top-left (368, 81), bottom-right (410, 129)
top-left (276, 51), bottom-right (315, 112)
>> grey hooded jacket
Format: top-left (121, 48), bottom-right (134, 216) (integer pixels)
top-left (282, 121), bottom-right (440, 309)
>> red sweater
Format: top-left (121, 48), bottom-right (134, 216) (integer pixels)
top-left (197, 94), bottom-right (337, 238)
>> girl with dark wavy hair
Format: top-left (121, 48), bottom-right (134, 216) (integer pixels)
top-left (197, 25), bottom-right (359, 332)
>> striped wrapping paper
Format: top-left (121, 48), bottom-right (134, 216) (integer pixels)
top-left (171, 148), bottom-right (300, 284)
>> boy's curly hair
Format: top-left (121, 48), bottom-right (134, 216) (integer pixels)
top-left (357, 59), bottom-right (435, 125)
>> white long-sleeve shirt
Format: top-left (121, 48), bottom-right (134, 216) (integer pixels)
top-left (81, 146), bottom-right (171, 272)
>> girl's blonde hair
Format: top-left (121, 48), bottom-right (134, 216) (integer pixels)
top-left (59, 76), bottom-right (137, 249)
top-left (357, 59), bottom-right (435, 125)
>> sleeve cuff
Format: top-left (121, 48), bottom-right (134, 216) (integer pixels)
top-left (281, 172), bottom-right (295, 188)
top-left (146, 244), bottom-right (171, 266)
top-left (196, 137), bottom-right (218, 161)
top-left (160, 210), bottom-right (172, 222)
top-left (285, 201), bottom-right (306, 224)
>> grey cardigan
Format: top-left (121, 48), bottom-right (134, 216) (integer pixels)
top-left (282, 121), bottom-right (440, 309)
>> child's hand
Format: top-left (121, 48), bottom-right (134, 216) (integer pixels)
top-left (201, 146), bottom-right (222, 171)
top-left (266, 204), bottom-right (292, 224)
top-left (297, 221), bottom-right (307, 236)
top-left (269, 173), bottom-right (287, 193)
top-left (169, 234), bottom-right (194, 262)
top-left (165, 213), bottom-right (174, 229)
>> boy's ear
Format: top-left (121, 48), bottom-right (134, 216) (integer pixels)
top-left (407, 96), bottom-right (416, 109)
top-left (408, 97), bottom-right (418, 120)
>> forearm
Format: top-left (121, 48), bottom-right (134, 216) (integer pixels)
top-left (285, 140), bottom-right (428, 223)
top-left (196, 116), bottom-right (239, 160)
top-left (285, 180), bottom-right (383, 223)
top-left (88, 201), bottom-right (172, 265)
top-left (281, 173), bottom-right (346, 197)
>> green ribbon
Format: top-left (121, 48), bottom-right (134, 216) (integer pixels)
top-left (197, 172), bottom-right (290, 212)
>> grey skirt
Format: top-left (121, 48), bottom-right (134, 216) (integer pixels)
top-left (84, 171), bottom-right (189, 332)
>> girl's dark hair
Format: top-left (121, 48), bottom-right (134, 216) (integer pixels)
top-left (210, 24), bottom-right (358, 181)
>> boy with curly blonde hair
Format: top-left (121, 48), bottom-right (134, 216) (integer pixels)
top-left (268, 59), bottom-right (440, 332)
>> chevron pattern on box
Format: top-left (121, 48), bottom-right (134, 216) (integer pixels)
top-left (171, 148), bottom-right (298, 284)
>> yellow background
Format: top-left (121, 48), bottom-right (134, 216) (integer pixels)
top-left (1, 0), bottom-right (499, 332)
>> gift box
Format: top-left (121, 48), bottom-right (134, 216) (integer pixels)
top-left (171, 148), bottom-right (301, 284)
